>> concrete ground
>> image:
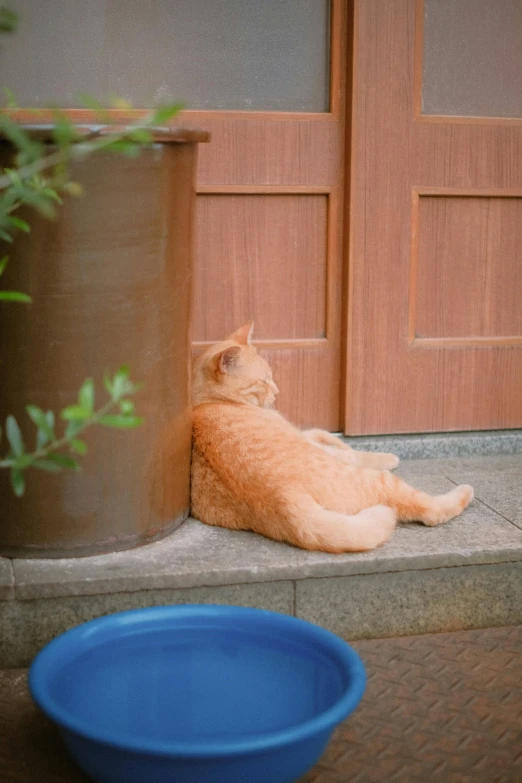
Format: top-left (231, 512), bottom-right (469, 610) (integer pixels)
top-left (1, 625), bottom-right (520, 782)
top-left (302, 625), bottom-right (522, 783)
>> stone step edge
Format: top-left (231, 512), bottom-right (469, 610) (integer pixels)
top-left (341, 429), bottom-right (522, 459)
top-left (1, 560), bottom-right (521, 668)
top-left (6, 544), bottom-right (522, 602)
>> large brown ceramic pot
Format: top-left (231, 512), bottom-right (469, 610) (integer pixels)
top-left (0, 127), bottom-right (208, 557)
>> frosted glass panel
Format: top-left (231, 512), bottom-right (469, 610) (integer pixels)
top-left (0, 0), bottom-right (330, 111)
top-left (423, 0), bottom-right (522, 118)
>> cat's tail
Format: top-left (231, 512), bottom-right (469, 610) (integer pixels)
top-left (281, 495), bottom-right (397, 553)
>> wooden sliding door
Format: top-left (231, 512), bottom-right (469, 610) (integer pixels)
top-left (345, 0), bottom-right (522, 434)
top-left (187, 1), bottom-right (348, 429)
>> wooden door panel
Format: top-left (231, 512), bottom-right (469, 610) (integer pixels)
top-left (189, 113), bottom-right (342, 188)
top-left (441, 348), bottom-right (522, 430)
top-left (415, 196), bottom-right (522, 340)
top-left (258, 346), bottom-right (340, 429)
top-left (194, 194), bottom-right (328, 341)
top-left (192, 187), bottom-right (341, 427)
top-left (345, 0), bottom-right (522, 434)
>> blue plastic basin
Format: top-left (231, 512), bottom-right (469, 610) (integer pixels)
top-left (29, 605), bottom-right (366, 783)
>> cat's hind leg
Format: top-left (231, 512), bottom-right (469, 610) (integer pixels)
top-left (370, 471), bottom-right (474, 526)
top-left (281, 494), bottom-right (397, 553)
top-left (304, 428), bottom-right (400, 471)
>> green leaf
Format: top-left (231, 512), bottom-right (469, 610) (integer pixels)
top-left (26, 404), bottom-right (54, 436)
top-left (77, 94), bottom-right (112, 123)
top-left (70, 438), bottom-right (88, 455)
top-left (6, 415), bottom-right (24, 456)
top-left (106, 139), bottom-right (141, 158)
top-left (36, 428), bottom-right (49, 449)
top-left (62, 182), bottom-right (84, 197)
top-left (2, 87), bottom-right (18, 108)
top-left (65, 419), bottom-right (83, 438)
top-left (46, 453), bottom-right (79, 470)
top-left (127, 128), bottom-right (153, 144)
top-left (104, 367), bottom-right (141, 400)
top-left (10, 468), bottom-right (25, 497)
top-left (0, 8), bottom-right (18, 33)
top-left (14, 454), bottom-right (34, 468)
top-left (110, 96), bottom-right (133, 110)
top-left (33, 459), bottom-right (62, 473)
top-left (119, 399), bottom-right (135, 415)
top-left (45, 410), bottom-right (55, 432)
top-left (0, 291), bottom-right (32, 303)
top-left (77, 94), bottom-right (104, 111)
top-left (0, 256), bottom-right (8, 276)
top-left (151, 103), bottom-right (184, 125)
top-left (51, 110), bottom-right (81, 147)
top-left (111, 365), bottom-right (130, 399)
top-left (103, 372), bottom-right (113, 396)
top-left (35, 410), bottom-right (56, 446)
top-left (0, 229), bottom-right (13, 242)
top-left (26, 404), bottom-right (53, 449)
top-left (7, 215), bottom-right (31, 233)
top-left (32, 197), bottom-right (58, 220)
top-left (78, 378), bottom-right (95, 413)
top-left (60, 405), bottom-right (92, 421)
top-left (99, 415), bottom-right (144, 429)
top-left (4, 166), bottom-right (21, 185)
top-left (40, 187), bottom-right (62, 204)
top-left (0, 116), bottom-right (42, 162)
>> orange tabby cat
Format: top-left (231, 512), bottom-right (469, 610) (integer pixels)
top-left (191, 322), bottom-right (474, 553)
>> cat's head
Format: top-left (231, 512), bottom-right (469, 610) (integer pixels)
top-left (192, 321), bottom-right (279, 408)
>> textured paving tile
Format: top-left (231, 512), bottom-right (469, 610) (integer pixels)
top-left (299, 625), bottom-right (522, 783)
top-left (2, 626), bottom-right (521, 782)
top-left (0, 669), bottom-right (91, 783)
top-left (13, 468), bottom-right (522, 600)
top-left (440, 454), bottom-right (522, 532)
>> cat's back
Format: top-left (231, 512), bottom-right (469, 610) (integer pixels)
top-left (192, 401), bottom-right (321, 485)
top-left (193, 401), bottom-right (298, 446)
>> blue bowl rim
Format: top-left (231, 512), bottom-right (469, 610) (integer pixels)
top-left (29, 604), bottom-right (366, 759)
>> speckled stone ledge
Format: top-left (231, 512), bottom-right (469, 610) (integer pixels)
top-left (1, 563), bottom-right (521, 668)
top-left (0, 559), bottom-right (14, 601)
top-left (1, 455), bottom-right (521, 666)
top-left (5, 461), bottom-right (522, 601)
top-left (8, 500), bottom-right (522, 601)
top-left (342, 429), bottom-right (522, 460)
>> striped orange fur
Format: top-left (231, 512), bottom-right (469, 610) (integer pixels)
top-left (191, 323), bottom-right (474, 553)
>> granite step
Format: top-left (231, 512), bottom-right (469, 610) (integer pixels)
top-left (1, 453), bottom-right (522, 667)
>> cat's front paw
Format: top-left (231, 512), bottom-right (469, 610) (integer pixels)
top-left (380, 453), bottom-right (400, 470)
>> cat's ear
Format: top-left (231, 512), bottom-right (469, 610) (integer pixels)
top-left (216, 345), bottom-right (242, 374)
top-left (227, 320), bottom-right (254, 346)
